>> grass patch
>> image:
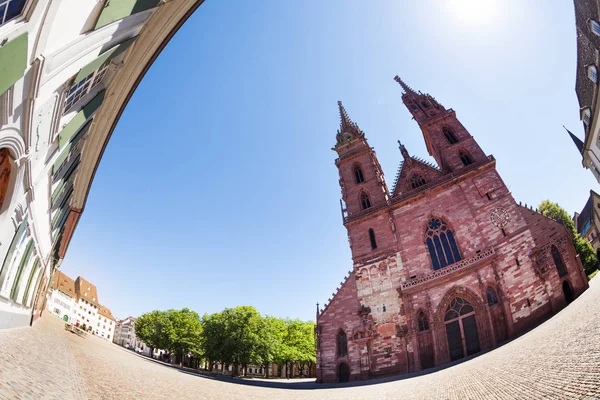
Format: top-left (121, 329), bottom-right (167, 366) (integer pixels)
top-left (588, 269), bottom-right (599, 281)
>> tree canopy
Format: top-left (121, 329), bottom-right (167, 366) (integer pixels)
top-left (538, 200), bottom-right (598, 276)
top-left (137, 305), bottom-right (315, 376)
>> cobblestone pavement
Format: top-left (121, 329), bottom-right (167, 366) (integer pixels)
top-left (2, 280), bottom-right (600, 399)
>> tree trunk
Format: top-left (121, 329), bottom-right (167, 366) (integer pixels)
top-left (265, 364), bottom-right (269, 379)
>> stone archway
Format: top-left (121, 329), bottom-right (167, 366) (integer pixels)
top-left (433, 286), bottom-right (491, 366)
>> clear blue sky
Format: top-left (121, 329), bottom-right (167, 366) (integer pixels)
top-left (61, 0), bottom-right (597, 321)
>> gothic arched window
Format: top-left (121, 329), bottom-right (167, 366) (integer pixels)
top-left (459, 151), bottom-right (473, 166)
top-left (444, 297), bottom-right (474, 321)
top-left (0, 149), bottom-right (11, 210)
top-left (551, 245), bottom-right (567, 277)
top-left (417, 311), bottom-right (429, 331)
top-left (486, 286), bottom-right (499, 306)
top-left (360, 192), bottom-right (371, 210)
top-left (425, 218), bottom-right (462, 270)
top-left (443, 127), bottom-right (459, 145)
top-left (369, 228), bottom-right (377, 250)
top-left (354, 165), bottom-right (365, 184)
top-left (411, 174), bottom-right (427, 189)
top-left (337, 329), bottom-right (348, 357)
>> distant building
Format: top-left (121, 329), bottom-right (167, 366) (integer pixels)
top-left (47, 271), bottom-right (115, 340)
top-left (570, 0), bottom-right (600, 182)
top-left (96, 305), bottom-right (116, 340)
top-left (113, 316), bottom-right (151, 356)
top-left (47, 271), bottom-right (76, 323)
top-left (574, 190), bottom-right (600, 259)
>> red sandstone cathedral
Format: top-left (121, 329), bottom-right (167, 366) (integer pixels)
top-left (315, 77), bottom-right (589, 383)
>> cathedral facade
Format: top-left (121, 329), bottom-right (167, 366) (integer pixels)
top-left (315, 77), bottom-right (589, 383)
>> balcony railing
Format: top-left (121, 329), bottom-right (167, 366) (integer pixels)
top-left (400, 247), bottom-right (495, 292)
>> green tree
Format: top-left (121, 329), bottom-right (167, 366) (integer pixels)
top-left (166, 308), bottom-right (203, 365)
top-left (538, 200), bottom-right (598, 276)
top-left (135, 310), bottom-right (173, 356)
top-left (255, 316), bottom-right (286, 377)
top-left (274, 319), bottom-right (316, 378)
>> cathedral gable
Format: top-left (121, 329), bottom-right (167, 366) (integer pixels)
top-left (392, 156), bottom-right (443, 196)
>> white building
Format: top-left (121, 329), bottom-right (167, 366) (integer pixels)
top-left (47, 270), bottom-right (115, 340)
top-left (47, 270), bottom-right (76, 323)
top-left (0, 0), bottom-right (201, 330)
top-left (114, 316), bottom-right (151, 356)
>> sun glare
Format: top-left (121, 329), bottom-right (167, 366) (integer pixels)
top-left (445, 0), bottom-right (501, 26)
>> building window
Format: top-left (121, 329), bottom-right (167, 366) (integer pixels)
top-left (0, 149), bottom-right (12, 211)
top-left (410, 174), bottom-right (427, 189)
top-left (0, 0), bottom-right (27, 27)
top-left (354, 165), bottom-right (365, 183)
top-left (360, 192), bottom-right (371, 210)
top-left (582, 108), bottom-right (592, 126)
top-left (588, 65), bottom-right (598, 83)
top-left (486, 286), bottom-right (499, 306)
top-left (425, 217), bottom-right (462, 270)
top-left (551, 245), bottom-right (567, 277)
top-left (417, 311), bottom-right (429, 331)
top-left (421, 101), bottom-right (430, 109)
top-left (443, 127), bottom-right (459, 144)
top-left (368, 228), bottom-right (377, 250)
top-left (590, 20), bottom-right (600, 36)
top-left (337, 329), bottom-right (348, 357)
top-left (63, 65), bottom-right (109, 113)
top-left (459, 151), bottom-right (473, 166)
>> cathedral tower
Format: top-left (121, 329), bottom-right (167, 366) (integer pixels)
top-left (333, 101), bottom-right (389, 218)
top-left (394, 76), bottom-right (487, 172)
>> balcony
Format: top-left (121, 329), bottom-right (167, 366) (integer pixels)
top-left (400, 247), bottom-right (495, 292)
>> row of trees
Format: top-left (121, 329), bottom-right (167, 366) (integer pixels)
top-left (538, 200), bottom-right (598, 276)
top-left (135, 306), bottom-right (315, 377)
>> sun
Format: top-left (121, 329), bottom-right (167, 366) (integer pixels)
top-left (445, 0), bottom-right (501, 27)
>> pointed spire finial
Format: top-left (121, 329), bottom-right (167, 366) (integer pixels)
top-left (394, 75), bottom-right (416, 95)
top-left (398, 139), bottom-right (410, 160)
top-left (335, 101), bottom-right (363, 147)
top-left (564, 125), bottom-right (584, 155)
top-left (338, 100), bottom-right (356, 132)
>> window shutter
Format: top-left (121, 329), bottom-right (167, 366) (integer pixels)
top-left (95, 0), bottom-right (161, 29)
top-left (58, 90), bottom-right (105, 148)
top-left (0, 33), bottom-right (28, 96)
top-left (72, 38), bottom-right (135, 85)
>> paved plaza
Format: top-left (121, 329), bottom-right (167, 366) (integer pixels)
top-left (1, 280), bottom-right (600, 399)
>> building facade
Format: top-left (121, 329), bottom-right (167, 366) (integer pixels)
top-left (574, 190), bottom-right (600, 259)
top-left (113, 316), bottom-right (151, 356)
top-left (315, 77), bottom-right (589, 383)
top-left (47, 270), bottom-right (115, 340)
top-left (571, 0), bottom-right (600, 182)
top-left (46, 270), bottom-right (76, 323)
top-left (0, 0), bottom-right (203, 329)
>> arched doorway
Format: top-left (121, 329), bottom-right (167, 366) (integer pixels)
top-left (562, 280), bottom-right (574, 304)
top-left (338, 362), bottom-right (350, 383)
top-left (444, 297), bottom-right (480, 361)
top-left (63, 315), bottom-right (69, 322)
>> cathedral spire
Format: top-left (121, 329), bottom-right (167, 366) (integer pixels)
top-left (335, 101), bottom-right (364, 148)
top-left (338, 101), bottom-right (357, 133)
top-left (398, 140), bottom-right (410, 161)
top-left (394, 75), bottom-right (416, 95)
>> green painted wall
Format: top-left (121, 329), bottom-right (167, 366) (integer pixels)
top-left (95, 0), bottom-right (161, 29)
top-left (73, 38), bottom-right (135, 84)
top-left (58, 90), bottom-right (105, 149)
top-left (0, 33), bottom-right (28, 96)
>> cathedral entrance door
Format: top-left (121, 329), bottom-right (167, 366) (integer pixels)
top-left (444, 298), bottom-right (480, 361)
top-left (338, 362), bottom-right (350, 383)
top-left (562, 280), bottom-right (574, 304)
